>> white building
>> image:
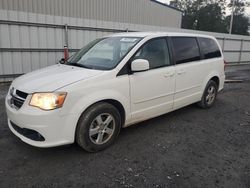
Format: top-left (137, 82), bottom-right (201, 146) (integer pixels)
top-left (0, 0), bottom-right (250, 81)
top-left (0, 0), bottom-right (183, 80)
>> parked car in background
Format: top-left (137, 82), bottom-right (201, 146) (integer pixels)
top-left (5, 32), bottom-right (225, 152)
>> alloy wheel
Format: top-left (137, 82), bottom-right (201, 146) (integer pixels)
top-left (89, 113), bottom-right (115, 145)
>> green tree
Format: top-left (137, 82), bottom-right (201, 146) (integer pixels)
top-left (170, 0), bottom-right (228, 33)
top-left (194, 3), bottom-right (227, 33)
top-left (226, 0), bottom-right (249, 35)
top-left (225, 14), bottom-right (249, 35)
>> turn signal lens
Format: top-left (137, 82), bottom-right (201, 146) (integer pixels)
top-left (224, 60), bottom-right (227, 71)
top-left (29, 92), bottom-right (67, 110)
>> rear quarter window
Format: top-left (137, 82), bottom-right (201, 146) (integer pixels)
top-left (198, 37), bottom-right (222, 59)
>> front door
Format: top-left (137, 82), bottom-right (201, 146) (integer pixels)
top-left (129, 38), bottom-right (175, 122)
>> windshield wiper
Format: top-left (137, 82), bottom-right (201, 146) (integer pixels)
top-left (67, 63), bottom-right (91, 69)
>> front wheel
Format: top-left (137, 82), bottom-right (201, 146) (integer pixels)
top-left (197, 80), bottom-right (218, 109)
top-left (76, 102), bottom-right (121, 152)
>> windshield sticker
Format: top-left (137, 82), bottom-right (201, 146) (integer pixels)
top-left (120, 38), bottom-right (138, 42)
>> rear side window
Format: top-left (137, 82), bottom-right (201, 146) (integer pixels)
top-left (171, 37), bottom-right (201, 64)
top-left (198, 37), bottom-right (222, 59)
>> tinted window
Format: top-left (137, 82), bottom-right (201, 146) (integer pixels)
top-left (172, 37), bottom-right (201, 64)
top-left (199, 37), bottom-right (221, 59)
top-left (132, 38), bottom-right (171, 69)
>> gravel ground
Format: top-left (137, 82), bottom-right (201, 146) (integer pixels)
top-left (0, 65), bottom-right (250, 188)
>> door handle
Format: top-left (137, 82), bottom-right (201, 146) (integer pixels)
top-left (177, 70), bottom-right (186, 75)
top-left (164, 72), bottom-right (175, 78)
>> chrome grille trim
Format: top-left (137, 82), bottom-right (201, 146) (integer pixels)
top-left (9, 88), bottom-right (28, 109)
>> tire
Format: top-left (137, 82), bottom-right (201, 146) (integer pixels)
top-left (76, 102), bottom-right (121, 152)
top-left (197, 80), bottom-right (218, 109)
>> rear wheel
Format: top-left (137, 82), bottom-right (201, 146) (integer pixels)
top-left (197, 80), bottom-right (218, 109)
top-left (76, 102), bottom-right (121, 152)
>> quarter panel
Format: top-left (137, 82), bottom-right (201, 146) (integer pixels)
top-left (201, 58), bottom-right (224, 93)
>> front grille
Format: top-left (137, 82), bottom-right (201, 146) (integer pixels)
top-left (10, 89), bottom-right (28, 110)
top-left (11, 95), bottom-right (24, 109)
top-left (16, 90), bottom-right (28, 99)
top-left (10, 121), bottom-right (45, 141)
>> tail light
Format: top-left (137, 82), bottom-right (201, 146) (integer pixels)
top-left (224, 60), bottom-right (227, 71)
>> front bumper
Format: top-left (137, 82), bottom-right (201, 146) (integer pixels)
top-left (5, 94), bottom-right (78, 148)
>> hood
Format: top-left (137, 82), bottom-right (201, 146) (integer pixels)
top-left (12, 64), bottom-right (103, 93)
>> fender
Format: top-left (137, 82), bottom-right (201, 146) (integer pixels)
top-left (60, 89), bottom-right (130, 140)
top-left (72, 90), bottom-right (130, 120)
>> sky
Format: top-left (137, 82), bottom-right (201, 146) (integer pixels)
top-left (157, 0), bottom-right (250, 16)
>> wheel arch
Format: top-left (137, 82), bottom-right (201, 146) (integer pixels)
top-left (210, 76), bottom-right (220, 90)
top-left (73, 97), bottom-right (128, 141)
top-left (86, 99), bottom-right (126, 127)
top-left (202, 72), bottom-right (220, 93)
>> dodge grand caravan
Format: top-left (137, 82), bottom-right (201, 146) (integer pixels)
top-left (6, 32), bottom-right (225, 152)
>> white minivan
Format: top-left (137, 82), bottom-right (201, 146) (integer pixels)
top-left (6, 32), bottom-right (225, 152)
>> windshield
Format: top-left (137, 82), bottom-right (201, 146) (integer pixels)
top-left (67, 37), bottom-right (141, 70)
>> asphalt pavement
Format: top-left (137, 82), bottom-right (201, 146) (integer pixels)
top-left (0, 65), bottom-right (250, 188)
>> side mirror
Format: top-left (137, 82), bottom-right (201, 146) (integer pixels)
top-left (59, 58), bottom-right (65, 64)
top-left (131, 59), bottom-right (149, 72)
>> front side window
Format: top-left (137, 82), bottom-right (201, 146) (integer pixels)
top-left (172, 37), bottom-right (201, 64)
top-left (67, 37), bottom-right (141, 70)
top-left (198, 37), bottom-right (222, 59)
top-left (132, 38), bottom-right (171, 69)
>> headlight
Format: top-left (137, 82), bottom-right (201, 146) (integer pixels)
top-left (29, 92), bottom-right (67, 110)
